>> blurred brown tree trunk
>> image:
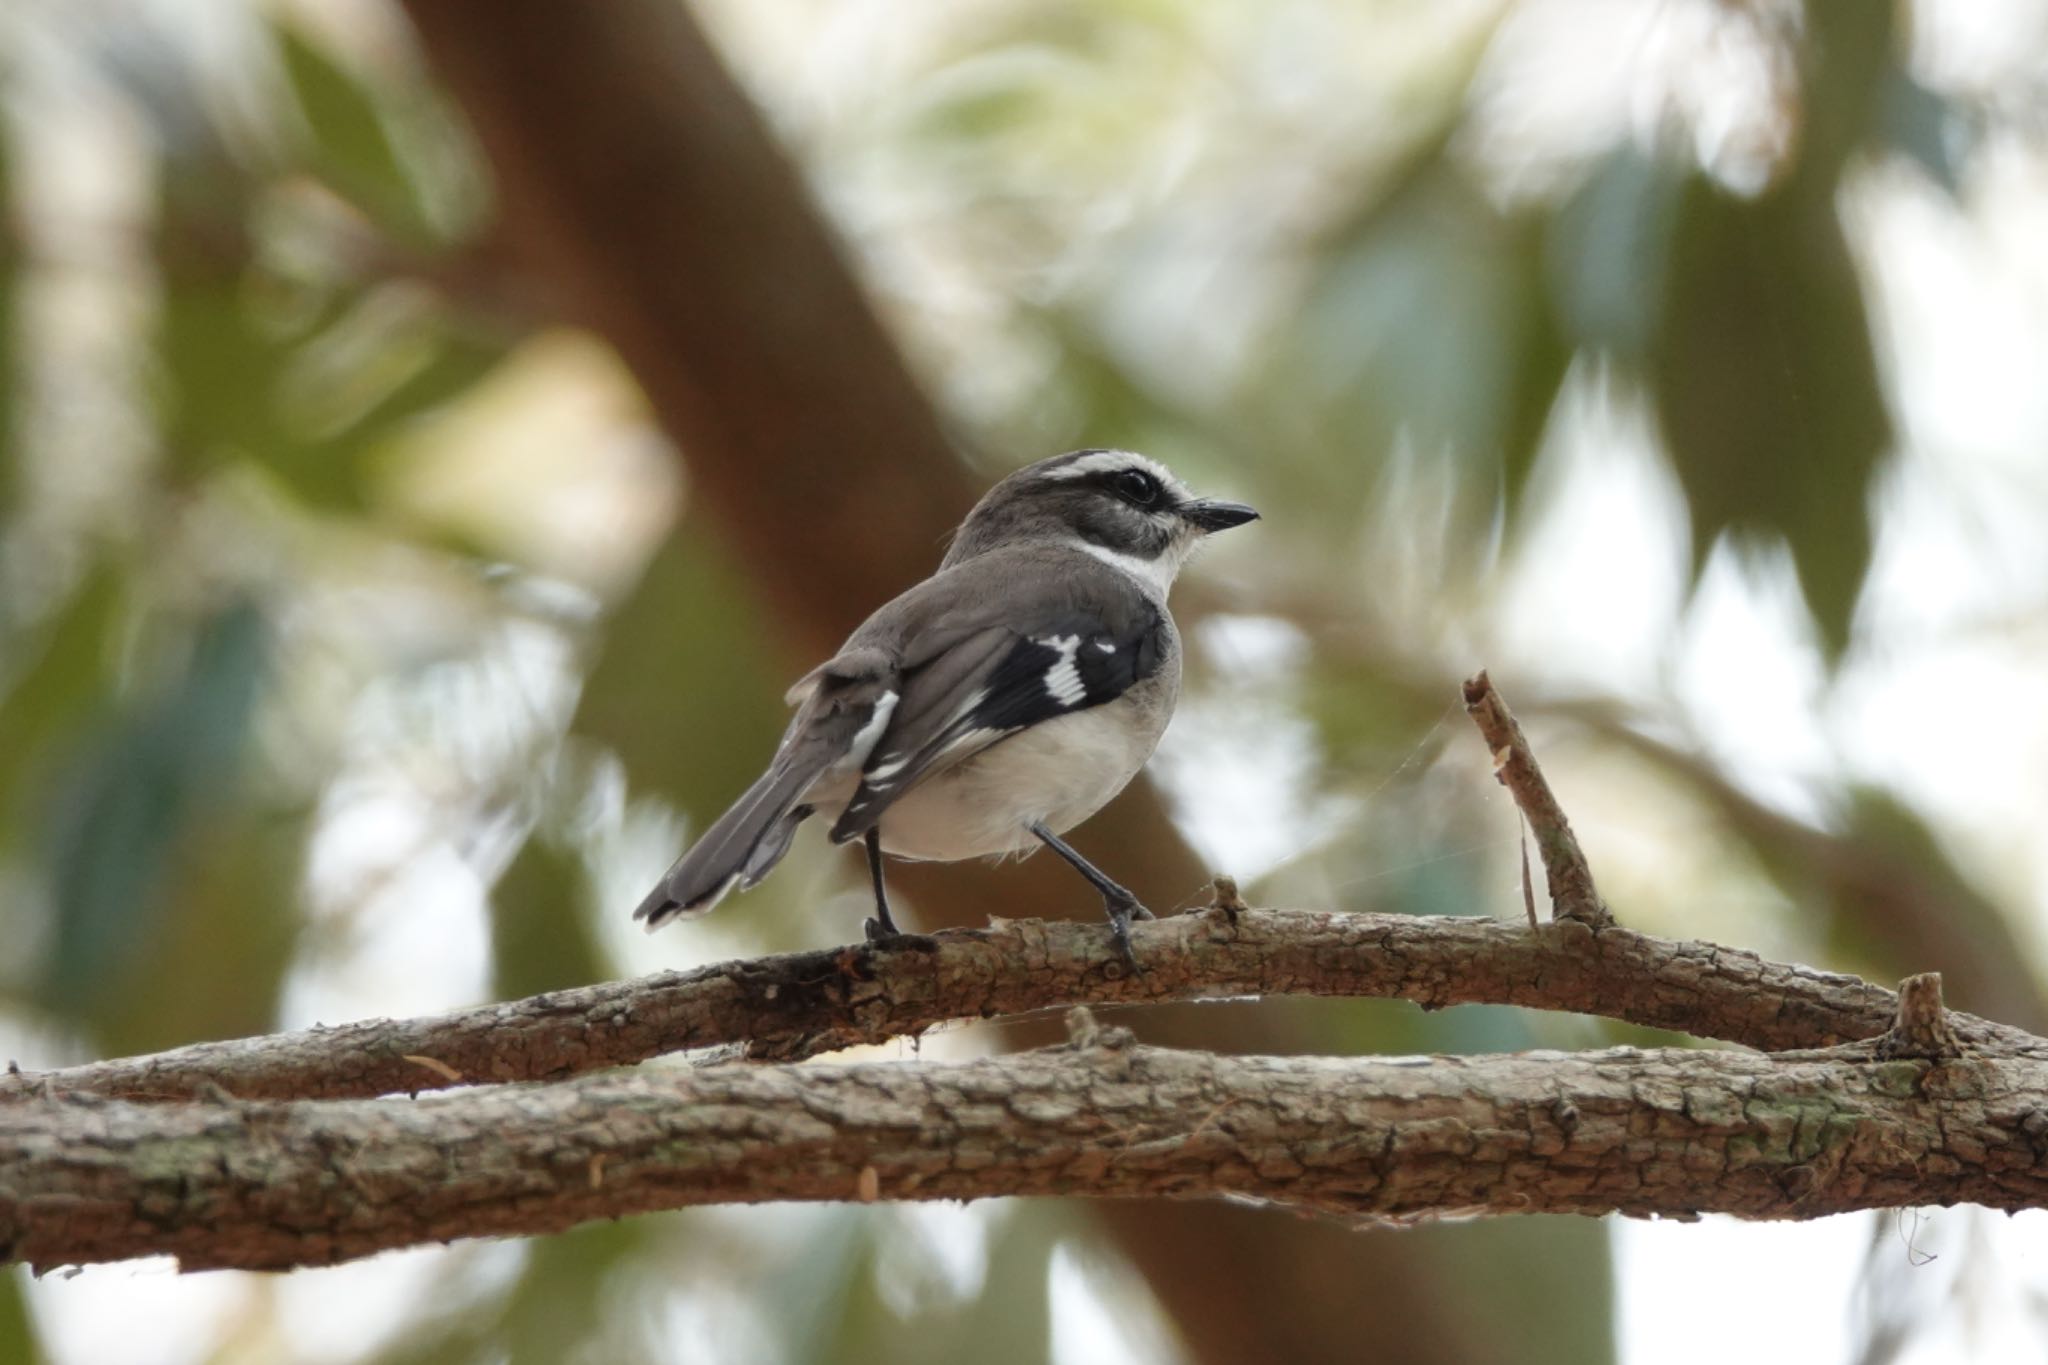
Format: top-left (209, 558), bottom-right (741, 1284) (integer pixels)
top-left (398, 2), bottom-right (1604, 1360)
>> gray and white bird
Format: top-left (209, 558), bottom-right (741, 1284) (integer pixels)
top-left (631, 449), bottom-right (1258, 960)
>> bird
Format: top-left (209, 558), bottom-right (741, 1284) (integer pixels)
top-left (631, 448), bottom-right (1258, 963)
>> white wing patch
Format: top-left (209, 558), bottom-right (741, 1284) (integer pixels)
top-left (1094, 640), bottom-right (1116, 654)
top-left (832, 689), bottom-right (898, 774)
top-left (1038, 633), bottom-right (1085, 705)
top-left (857, 687), bottom-right (990, 795)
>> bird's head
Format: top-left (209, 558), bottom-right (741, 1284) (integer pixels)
top-left (943, 449), bottom-right (1259, 589)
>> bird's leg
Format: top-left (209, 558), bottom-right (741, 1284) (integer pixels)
top-left (863, 827), bottom-right (901, 942)
top-left (1029, 821), bottom-right (1150, 970)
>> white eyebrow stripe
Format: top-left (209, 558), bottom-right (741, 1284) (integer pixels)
top-left (1041, 450), bottom-right (1177, 488)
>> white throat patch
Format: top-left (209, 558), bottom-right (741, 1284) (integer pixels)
top-left (1072, 538), bottom-right (1184, 599)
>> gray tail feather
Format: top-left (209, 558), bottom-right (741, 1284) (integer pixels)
top-left (741, 804), bottom-right (811, 884)
top-left (634, 766), bottom-right (817, 930)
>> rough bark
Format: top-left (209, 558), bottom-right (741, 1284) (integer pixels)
top-left (3, 664), bottom-right (2034, 1280)
top-left (17, 906), bottom-right (2034, 1106)
top-left (9, 1015), bottom-right (2045, 1275)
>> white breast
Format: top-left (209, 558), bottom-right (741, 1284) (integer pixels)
top-left (872, 690), bottom-right (1170, 862)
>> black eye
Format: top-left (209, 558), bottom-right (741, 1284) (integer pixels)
top-left (1112, 469), bottom-right (1161, 507)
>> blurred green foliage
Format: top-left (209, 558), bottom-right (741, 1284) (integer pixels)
top-left (0, 132), bottom-right (18, 521)
top-left (492, 830), bottom-right (606, 1000)
top-left (276, 24), bottom-right (437, 244)
top-left (571, 534), bottom-right (794, 832)
top-left (0, 3), bottom-right (2039, 1364)
top-left (37, 600), bottom-right (277, 1043)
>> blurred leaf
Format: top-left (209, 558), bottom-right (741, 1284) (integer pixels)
top-left (1036, 309), bottom-right (1192, 456)
top-left (1414, 1217), bottom-right (1613, 1365)
top-left (0, 1269), bottom-right (33, 1365)
top-left (156, 267), bottom-right (370, 512)
top-left (807, 1205), bottom-right (1062, 1365)
top-left (370, 1222), bottom-right (656, 1365)
top-left (1498, 220), bottom-right (1573, 517)
top-left (491, 831), bottom-right (608, 997)
top-left (921, 1204), bottom-right (1059, 1365)
top-left (275, 23), bottom-right (432, 242)
top-left (136, 25), bottom-right (506, 513)
top-left (1306, 169), bottom-right (1521, 458)
top-left (348, 325), bottom-right (510, 447)
top-left (38, 599), bottom-right (271, 1030)
top-left (1547, 144), bottom-right (1685, 361)
top-left (0, 565), bottom-right (123, 845)
top-left (1879, 72), bottom-right (1977, 195)
top-left (89, 804), bottom-right (306, 1057)
top-left (1823, 786), bottom-right (2048, 1030)
top-left (0, 131), bottom-right (18, 523)
top-left (1649, 172), bottom-right (1890, 660)
top-left (906, 52), bottom-right (1068, 146)
top-left (780, 1214), bottom-right (877, 1364)
top-left (506, 1224), bottom-right (656, 1365)
top-left (1296, 655), bottom-right (1452, 784)
top-left (571, 532), bottom-right (791, 828)
top-left (1584, 717), bottom-right (2048, 1034)
top-left (1797, 1), bottom-right (1898, 181)
top-left (1288, 162), bottom-right (1568, 533)
top-left (1643, 3), bottom-right (1900, 661)
top-left (157, 249), bottom-right (512, 512)
top-left (156, 269), bottom-right (322, 488)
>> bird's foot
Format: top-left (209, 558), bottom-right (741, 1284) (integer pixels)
top-left (1104, 894), bottom-right (1149, 974)
top-left (863, 913), bottom-right (900, 944)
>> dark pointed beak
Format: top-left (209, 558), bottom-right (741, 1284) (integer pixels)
top-left (1179, 498), bottom-right (1260, 534)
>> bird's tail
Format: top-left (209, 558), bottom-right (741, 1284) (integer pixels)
top-left (633, 763), bottom-right (818, 930)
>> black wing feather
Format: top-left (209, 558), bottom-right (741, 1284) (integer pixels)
top-left (828, 606), bottom-right (1162, 844)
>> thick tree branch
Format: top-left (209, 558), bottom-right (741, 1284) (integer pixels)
top-left (11, 909), bottom-right (2035, 1106)
top-left (9, 1013), bottom-right (2046, 1274)
top-left (4, 673), bottom-right (2039, 1278)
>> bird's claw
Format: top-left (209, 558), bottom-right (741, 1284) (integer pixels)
top-left (1106, 897), bottom-right (1148, 974)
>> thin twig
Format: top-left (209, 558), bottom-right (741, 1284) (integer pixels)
top-left (1463, 671), bottom-right (1612, 927)
top-left (1517, 813), bottom-right (1538, 930)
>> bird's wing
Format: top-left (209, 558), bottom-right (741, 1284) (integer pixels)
top-left (826, 594), bottom-right (1165, 844)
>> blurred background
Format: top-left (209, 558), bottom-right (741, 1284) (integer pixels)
top-left (4, 0), bottom-right (2048, 1361)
